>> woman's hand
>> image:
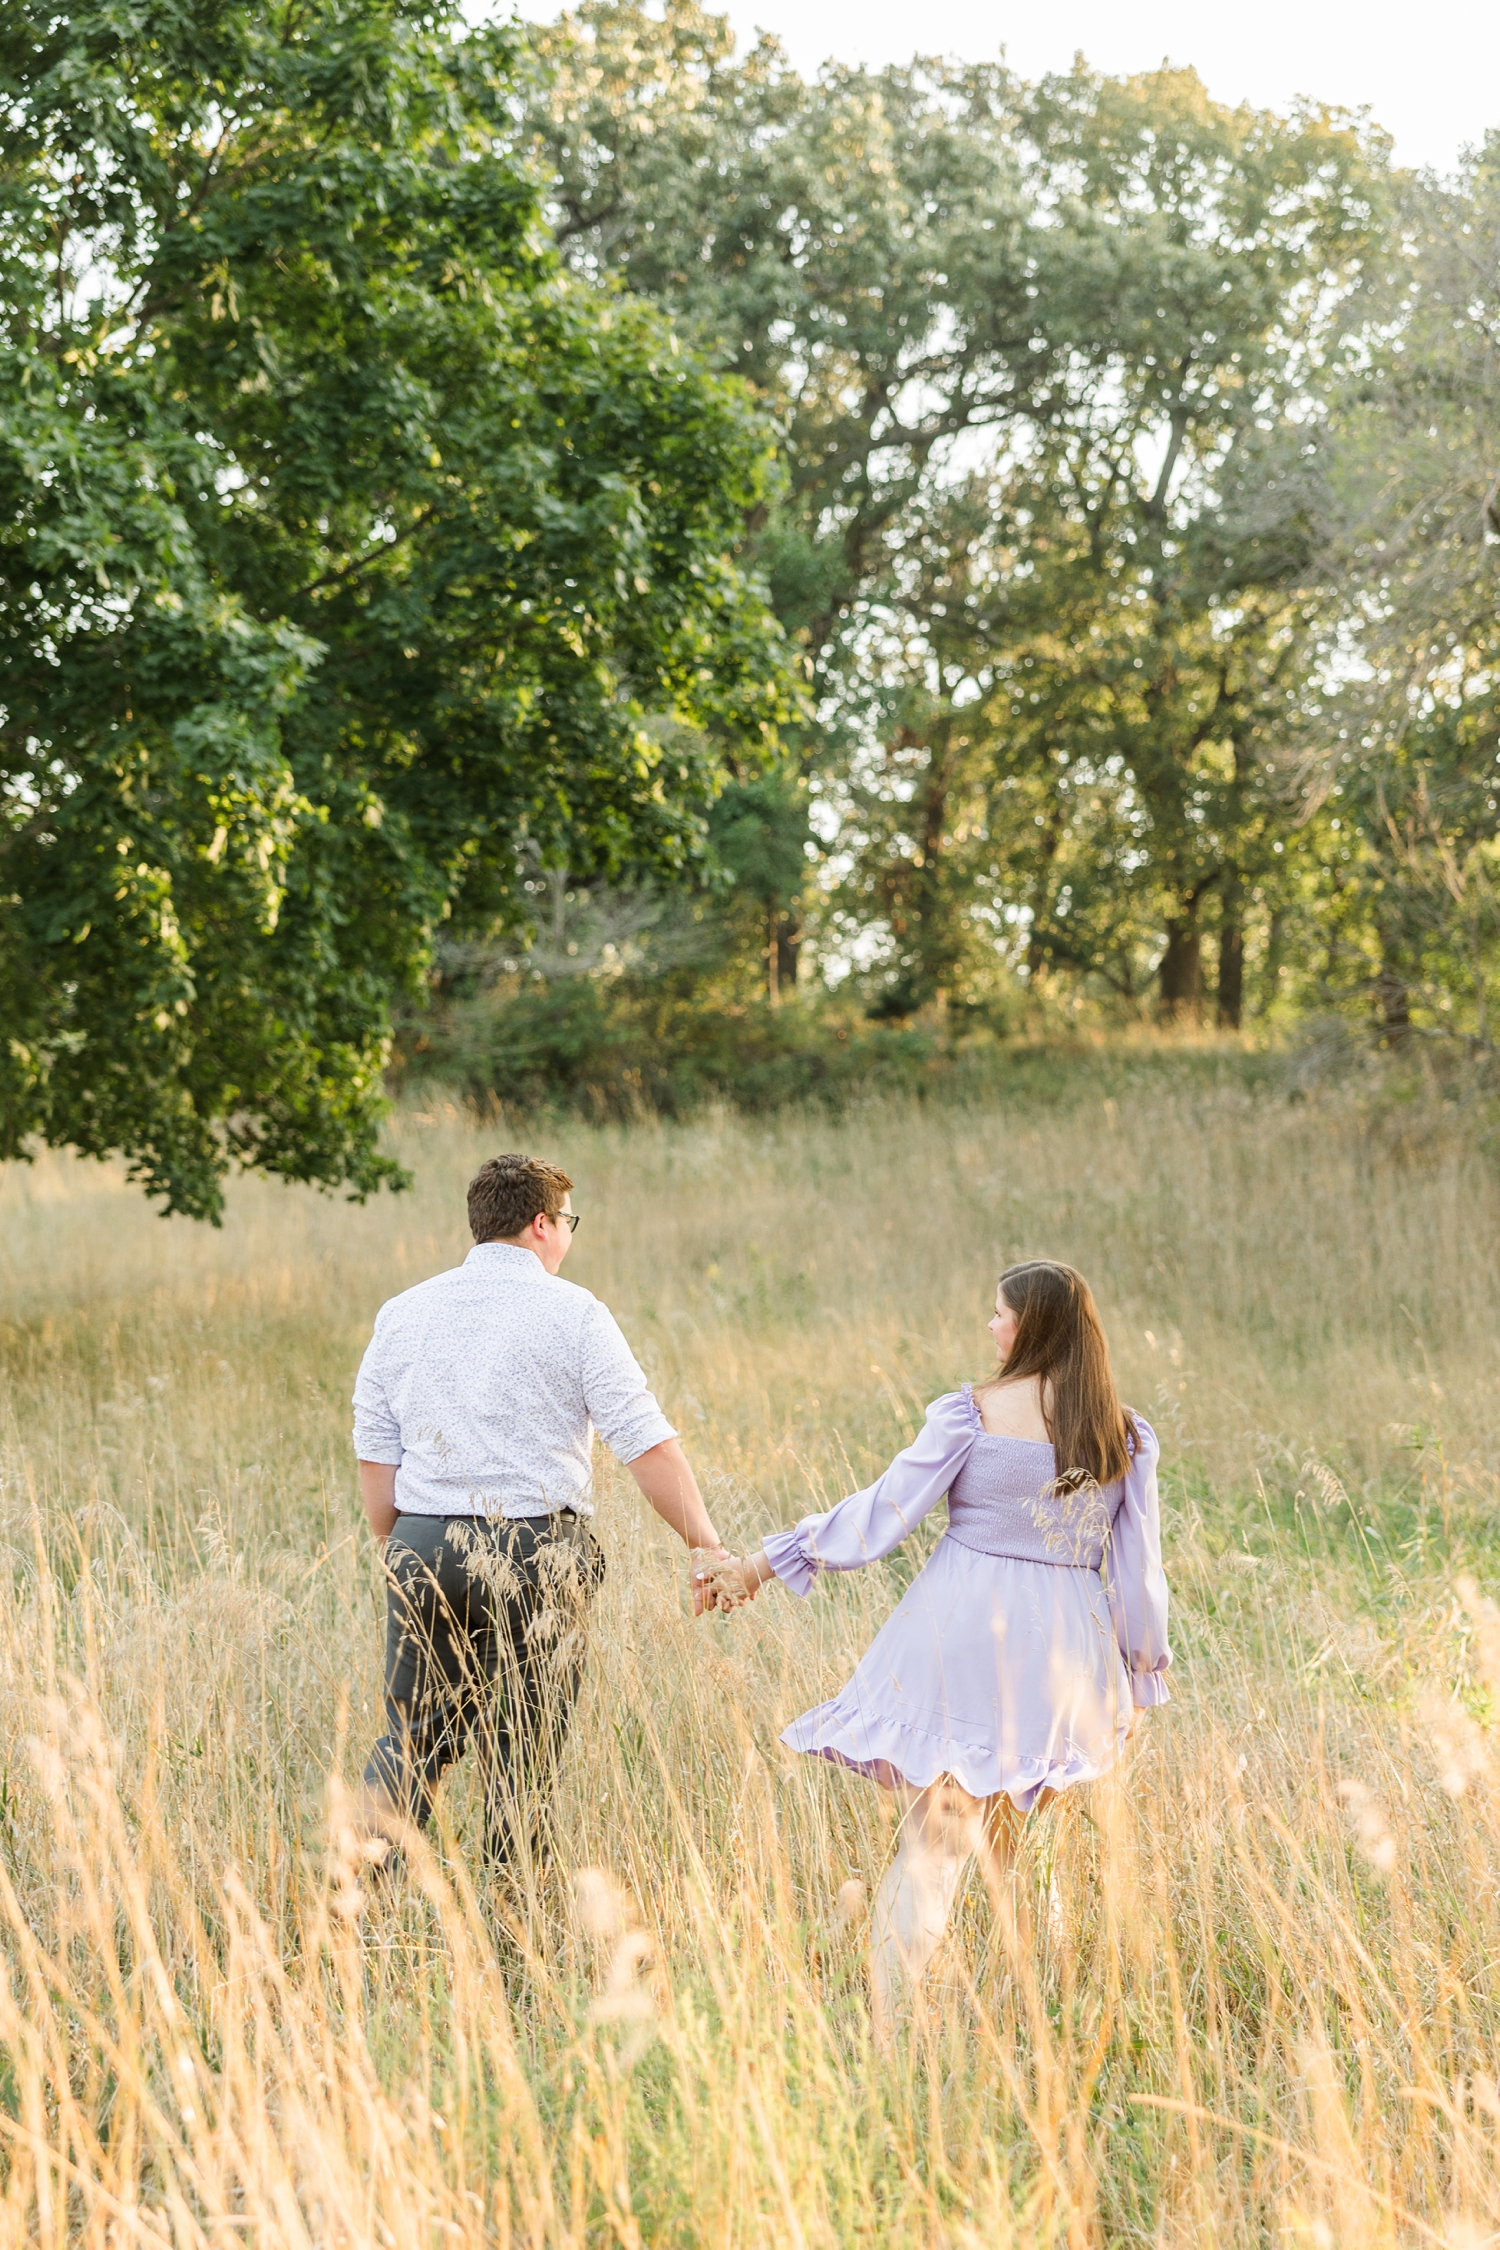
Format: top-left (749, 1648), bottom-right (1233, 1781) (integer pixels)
top-left (694, 1549), bottom-right (775, 1612)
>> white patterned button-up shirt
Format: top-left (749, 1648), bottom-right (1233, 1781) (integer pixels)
top-left (351, 1243), bottom-right (676, 1519)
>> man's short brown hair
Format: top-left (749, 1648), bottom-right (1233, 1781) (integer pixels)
top-left (467, 1153), bottom-right (574, 1243)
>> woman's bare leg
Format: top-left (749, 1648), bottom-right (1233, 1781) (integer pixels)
top-left (975, 1790), bottom-right (1022, 1900)
top-left (976, 1786), bottom-right (1066, 1967)
top-left (870, 1778), bottom-right (986, 2047)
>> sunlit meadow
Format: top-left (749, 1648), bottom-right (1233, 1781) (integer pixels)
top-left (3, 1056), bottom-right (1500, 2246)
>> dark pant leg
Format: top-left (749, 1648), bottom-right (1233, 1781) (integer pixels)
top-left (364, 1514), bottom-right (603, 1864)
top-left (474, 1520), bottom-right (605, 1866)
top-left (363, 1515), bottom-right (497, 1834)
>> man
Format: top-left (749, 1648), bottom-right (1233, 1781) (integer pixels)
top-left (352, 1150), bottom-right (730, 1869)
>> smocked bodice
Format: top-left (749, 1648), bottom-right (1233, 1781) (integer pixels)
top-left (760, 1383), bottom-right (1170, 1706)
top-left (944, 1390), bottom-right (1121, 1568)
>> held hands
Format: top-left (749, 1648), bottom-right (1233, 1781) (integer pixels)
top-left (689, 1546), bottom-right (734, 1616)
top-left (690, 1547), bottom-right (774, 1615)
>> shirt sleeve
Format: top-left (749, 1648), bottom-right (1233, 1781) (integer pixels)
top-left (1106, 1416), bottom-right (1173, 1706)
top-left (579, 1300), bottom-right (677, 1464)
top-left (351, 1316), bottom-right (404, 1465)
top-left (762, 1390), bottom-right (978, 1597)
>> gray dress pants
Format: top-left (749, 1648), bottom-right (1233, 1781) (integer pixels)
top-left (363, 1510), bottom-right (604, 1865)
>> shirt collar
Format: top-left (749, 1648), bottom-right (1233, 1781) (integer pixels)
top-left (464, 1242), bottom-right (548, 1277)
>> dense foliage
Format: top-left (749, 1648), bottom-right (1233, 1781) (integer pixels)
top-left (499, 2), bottom-right (1499, 1051)
top-left (0, 0), bottom-right (789, 1215)
top-left (5, 2), bottom-right (1497, 1196)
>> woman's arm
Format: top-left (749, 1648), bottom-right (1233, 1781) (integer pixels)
top-left (1106, 1418), bottom-right (1172, 1705)
top-left (757, 1392), bottom-right (977, 1598)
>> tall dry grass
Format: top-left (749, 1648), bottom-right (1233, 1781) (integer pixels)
top-left (2, 1073), bottom-right (1500, 2245)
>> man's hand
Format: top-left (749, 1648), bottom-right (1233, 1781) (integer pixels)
top-left (689, 1545), bottom-right (735, 1616)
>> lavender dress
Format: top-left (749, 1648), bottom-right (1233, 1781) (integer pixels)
top-left (762, 1385), bottom-right (1171, 1809)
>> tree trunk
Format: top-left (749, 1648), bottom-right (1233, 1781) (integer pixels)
top-left (1258, 911), bottom-right (1284, 1016)
top-left (776, 905), bottom-right (801, 994)
top-left (766, 905), bottom-right (780, 1008)
top-left (1217, 922), bottom-right (1244, 1028)
top-left (1159, 912), bottom-right (1204, 1019)
top-left (1217, 873), bottom-right (1244, 1029)
top-left (912, 739), bottom-right (953, 1004)
top-left (1376, 960), bottom-right (1410, 1045)
top-left (1026, 795), bottom-right (1063, 983)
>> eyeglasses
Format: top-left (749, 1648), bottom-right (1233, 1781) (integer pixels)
top-left (555, 1210), bottom-right (581, 1233)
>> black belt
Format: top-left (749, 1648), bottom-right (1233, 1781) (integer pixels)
top-left (395, 1508), bottom-right (587, 1536)
top-left (497, 1506), bottom-right (586, 1543)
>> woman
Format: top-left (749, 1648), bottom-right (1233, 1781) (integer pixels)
top-left (709, 1259), bottom-right (1171, 2036)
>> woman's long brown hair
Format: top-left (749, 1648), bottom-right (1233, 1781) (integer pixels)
top-left (982, 1260), bottom-right (1138, 1487)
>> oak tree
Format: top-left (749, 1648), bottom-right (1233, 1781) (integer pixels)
top-left (0, 0), bottom-right (789, 1215)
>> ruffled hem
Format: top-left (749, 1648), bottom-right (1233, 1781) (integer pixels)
top-left (779, 1699), bottom-right (1129, 1813)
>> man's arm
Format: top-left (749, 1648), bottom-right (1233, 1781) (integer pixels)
top-left (628, 1439), bottom-right (735, 1613)
top-left (353, 1315), bottom-right (403, 1543)
top-left (359, 1461), bottom-right (399, 1543)
top-left (577, 1303), bottom-right (732, 1609)
top-left (627, 1438), bottom-right (719, 1548)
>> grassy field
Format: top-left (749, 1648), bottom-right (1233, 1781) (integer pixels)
top-left (3, 1055), bottom-right (1500, 2246)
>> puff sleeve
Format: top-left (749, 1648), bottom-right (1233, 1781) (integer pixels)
top-left (1106, 1416), bottom-right (1173, 1706)
top-left (762, 1391), bottom-right (978, 1597)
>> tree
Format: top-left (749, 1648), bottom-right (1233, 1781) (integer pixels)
top-left (516, 10), bottom-right (1386, 1017)
top-left (518, 5), bottom-right (1059, 996)
top-left (705, 771), bottom-right (811, 1000)
top-left (1304, 145), bottom-right (1500, 1044)
top-left (0, 0), bottom-right (789, 1216)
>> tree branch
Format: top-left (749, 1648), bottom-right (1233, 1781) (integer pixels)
top-left (554, 195), bottom-right (625, 245)
top-left (293, 506), bottom-right (441, 601)
top-left (1143, 384), bottom-right (1193, 523)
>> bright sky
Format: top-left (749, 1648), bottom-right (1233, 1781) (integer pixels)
top-left (500, 0), bottom-right (1498, 177)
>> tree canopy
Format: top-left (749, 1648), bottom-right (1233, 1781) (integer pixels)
top-left (6, 0), bottom-right (1497, 1198)
top-left (517, 5), bottom-right (1462, 1028)
top-left (0, 0), bottom-right (791, 1216)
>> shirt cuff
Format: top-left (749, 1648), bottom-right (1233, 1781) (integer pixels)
top-left (609, 1413), bottom-right (678, 1465)
top-left (1131, 1668), bottom-right (1171, 1708)
top-left (353, 1430), bottom-right (404, 1465)
top-left (762, 1527), bottom-right (817, 1598)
